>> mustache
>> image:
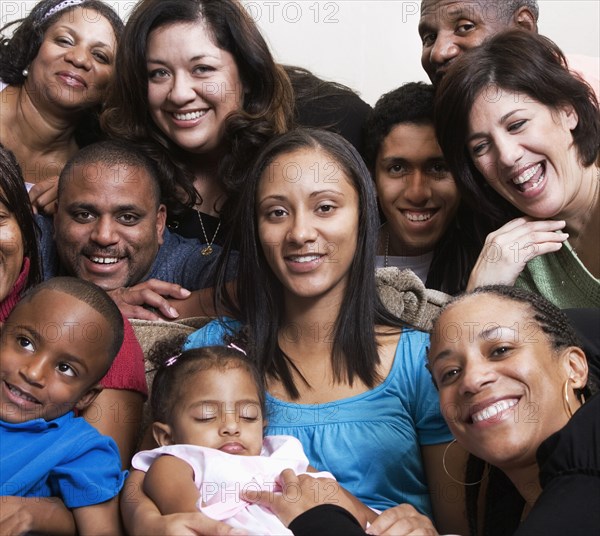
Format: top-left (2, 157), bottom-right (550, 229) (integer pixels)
top-left (81, 247), bottom-right (125, 258)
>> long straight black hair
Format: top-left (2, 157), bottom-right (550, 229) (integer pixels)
top-left (216, 128), bottom-right (405, 399)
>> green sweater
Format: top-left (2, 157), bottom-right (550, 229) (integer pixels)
top-left (516, 241), bottom-right (600, 308)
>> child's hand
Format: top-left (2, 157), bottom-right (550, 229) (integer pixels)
top-left (151, 512), bottom-right (247, 536)
top-left (0, 496), bottom-right (76, 536)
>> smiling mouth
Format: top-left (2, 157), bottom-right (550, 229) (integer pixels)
top-left (286, 254), bottom-right (323, 263)
top-left (471, 398), bottom-right (519, 424)
top-left (172, 110), bottom-right (208, 121)
top-left (89, 256), bottom-right (120, 265)
top-left (401, 210), bottom-right (438, 222)
top-left (5, 382), bottom-right (41, 405)
top-left (512, 163), bottom-right (545, 192)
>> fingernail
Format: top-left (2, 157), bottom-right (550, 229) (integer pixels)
top-left (181, 288), bottom-right (191, 297)
top-left (169, 307), bottom-right (179, 317)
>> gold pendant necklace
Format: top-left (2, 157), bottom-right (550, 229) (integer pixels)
top-left (197, 210), bottom-right (221, 256)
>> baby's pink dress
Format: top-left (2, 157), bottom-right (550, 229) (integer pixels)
top-left (132, 435), bottom-right (334, 535)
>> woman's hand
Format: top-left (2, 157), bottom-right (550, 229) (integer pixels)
top-left (467, 217), bottom-right (568, 290)
top-left (367, 504), bottom-right (439, 536)
top-left (241, 469), bottom-right (372, 528)
top-left (29, 177), bottom-right (59, 215)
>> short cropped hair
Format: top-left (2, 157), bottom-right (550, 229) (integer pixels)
top-left (58, 141), bottom-right (162, 207)
top-left (20, 277), bottom-right (124, 371)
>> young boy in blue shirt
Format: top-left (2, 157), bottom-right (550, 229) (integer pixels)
top-left (1, 277), bottom-right (126, 535)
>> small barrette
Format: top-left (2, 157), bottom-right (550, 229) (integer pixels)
top-left (165, 353), bottom-right (181, 367)
top-left (227, 343), bottom-right (247, 356)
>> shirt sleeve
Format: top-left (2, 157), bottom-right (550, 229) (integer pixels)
top-left (184, 318), bottom-right (243, 349)
top-left (100, 316), bottom-right (148, 397)
top-left (49, 429), bottom-right (126, 508)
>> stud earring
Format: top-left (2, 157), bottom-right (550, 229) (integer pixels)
top-left (22, 68), bottom-right (29, 77)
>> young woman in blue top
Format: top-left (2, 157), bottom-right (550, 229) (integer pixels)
top-left (201, 129), bottom-right (465, 532)
top-left (123, 129), bottom-right (466, 535)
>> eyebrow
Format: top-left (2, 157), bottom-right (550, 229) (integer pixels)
top-left (430, 325), bottom-right (518, 364)
top-left (188, 399), bottom-right (260, 409)
top-left (147, 54), bottom-right (218, 64)
top-left (467, 109), bottom-right (526, 143)
top-left (53, 25), bottom-right (113, 49)
top-left (11, 324), bottom-right (90, 372)
top-left (258, 190), bottom-right (346, 205)
top-left (66, 202), bottom-right (142, 213)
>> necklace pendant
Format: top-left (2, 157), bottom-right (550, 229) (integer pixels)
top-left (201, 245), bottom-right (213, 256)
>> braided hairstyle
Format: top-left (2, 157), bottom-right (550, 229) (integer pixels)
top-left (432, 285), bottom-right (596, 535)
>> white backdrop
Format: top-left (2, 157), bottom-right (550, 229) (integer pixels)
top-left (1, 0), bottom-right (598, 105)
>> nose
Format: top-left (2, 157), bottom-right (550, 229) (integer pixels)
top-left (168, 73), bottom-right (197, 106)
top-left (429, 32), bottom-right (460, 69)
top-left (495, 134), bottom-right (524, 170)
top-left (20, 358), bottom-right (47, 387)
top-left (64, 46), bottom-right (92, 71)
top-left (90, 216), bottom-right (118, 246)
top-left (286, 211), bottom-right (318, 245)
top-left (404, 172), bottom-right (432, 206)
top-left (219, 412), bottom-right (240, 436)
top-left (458, 358), bottom-right (497, 397)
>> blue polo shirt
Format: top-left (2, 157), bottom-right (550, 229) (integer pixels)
top-left (1, 412), bottom-right (126, 508)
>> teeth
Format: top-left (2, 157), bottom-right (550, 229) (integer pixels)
top-left (8, 384), bottom-right (39, 404)
top-left (289, 255), bottom-right (320, 263)
top-left (90, 256), bottom-right (119, 264)
top-left (404, 211), bottom-right (434, 222)
top-left (513, 163), bottom-right (542, 185)
top-left (472, 399), bottom-right (518, 423)
top-left (173, 110), bottom-right (207, 121)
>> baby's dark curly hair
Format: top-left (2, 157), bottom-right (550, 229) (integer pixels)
top-left (148, 341), bottom-right (266, 426)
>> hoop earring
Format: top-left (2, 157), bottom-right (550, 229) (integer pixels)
top-left (563, 378), bottom-right (573, 418)
top-left (443, 439), bottom-right (490, 486)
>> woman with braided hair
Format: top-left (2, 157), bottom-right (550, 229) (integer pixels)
top-left (426, 285), bottom-right (599, 535)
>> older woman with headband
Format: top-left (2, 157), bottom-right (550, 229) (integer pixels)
top-left (0, 0), bottom-right (123, 214)
top-left (434, 30), bottom-right (599, 308)
top-left (427, 286), bottom-right (599, 535)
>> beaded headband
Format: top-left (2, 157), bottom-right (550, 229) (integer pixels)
top-left (43, 0), bottom-right (85, 21)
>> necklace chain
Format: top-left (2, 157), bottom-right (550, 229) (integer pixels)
top-left (197, 211), bottom-right (221, 256)
top-left (384, 230), bottom-right (389, 268)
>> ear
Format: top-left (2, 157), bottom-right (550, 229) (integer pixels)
top-left (562, 105), bottom-right (579, 131)
top-left (561, 346), bottom-right (588, 390)
top-left (74, 384), bottom-right (103, 412)
top-left (156, 204), bottom-right (167, 246)
top-left (152, 421), bottom-right (174, 446)
top-left (511, 6), bottom-right (537, 32)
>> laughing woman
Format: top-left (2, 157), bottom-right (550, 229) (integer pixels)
top-left (434, 30), bottom-right (600, 308)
